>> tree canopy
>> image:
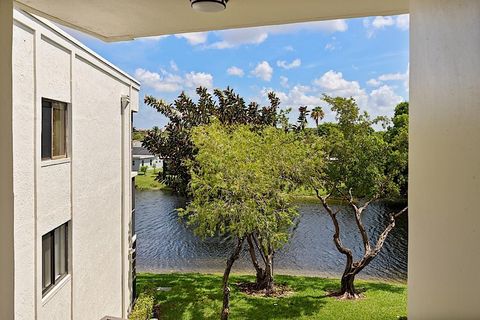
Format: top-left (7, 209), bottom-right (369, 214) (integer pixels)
top-left (180, 121), bottom-right (316, 245)
top-left (143, 87), bottom-right (280, 195)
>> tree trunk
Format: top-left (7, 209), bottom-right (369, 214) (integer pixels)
top-left (246, 235), bottom-right (266, 286)
top-left (256, 255), bottom-right (274, 295)
top-left (246, 235), bottom-right (275, 293)
top-left (339, 271), bottom-right (360, 299)
top-left (221, 237), bottom-right (244, 320)
top-left (256, 254), bottom-right (274, 293)
top-left (315, 190), bottom-right (408, 300)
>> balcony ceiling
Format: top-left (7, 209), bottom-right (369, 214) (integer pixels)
top-left (16, 0), bottom-right (409, 42)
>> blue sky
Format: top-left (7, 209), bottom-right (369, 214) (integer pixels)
top-left (62, 15), bottom-right (409, 129)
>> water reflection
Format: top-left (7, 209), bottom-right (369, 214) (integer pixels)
top-left (136, 191), bottom-right (408, 281)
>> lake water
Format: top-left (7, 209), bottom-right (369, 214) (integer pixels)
top-left (135, 190), bottom-right (408, 282)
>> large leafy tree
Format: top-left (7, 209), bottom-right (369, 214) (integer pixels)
top-left (385, 102), bottom-right (409, 197)
top-left (180, 122), bottom-right (316, 319)
top-left (305, 95), bottom-right (408, 299)
top-left (143, 87), bottom-right (280, 195)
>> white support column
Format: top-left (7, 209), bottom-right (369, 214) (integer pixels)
top-left (0, 0), bottom-right (14, 319)
top-left (409, 1), bottom-right (480, 318)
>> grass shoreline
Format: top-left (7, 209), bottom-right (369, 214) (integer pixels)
top-left (136, 272), bottom-right (407, 320)
top-left (138, 269), bottom-right (407, 285)
top-left (134, 169), bottom-right (171, 191)
top-left (134, 170), bottom-right (407, 204)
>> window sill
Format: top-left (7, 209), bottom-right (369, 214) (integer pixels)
top-left (41, 158), bottom-right (71, 168)
top-left (42, 274), bottom-right (71, 306)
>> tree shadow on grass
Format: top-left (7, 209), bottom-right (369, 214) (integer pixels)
top-left (137, 273), bottom-right (224, 319)
top-left (136, 273), bottom-right (406, 320)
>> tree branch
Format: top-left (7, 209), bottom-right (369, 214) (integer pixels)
top-left (315, 188), bottom-right (353, 259)
top-left (372, 206), bottom-right (408, 256)
top-left (246, 234), bottom-right (264, 274)
top-left (252, 232), bottom-right (267, 265)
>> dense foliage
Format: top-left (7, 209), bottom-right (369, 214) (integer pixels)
top-left (385, 102), bottom-right (409, 197)
top-left (143, 87), bottom-right (280, 195)
top-left (129, 294), bottom-right (154, 320)
top-left (181, 122), bottom-right (311, 241)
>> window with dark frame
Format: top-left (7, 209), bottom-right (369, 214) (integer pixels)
top-left (42, 223), bottom-right (68, 295)
top-left (42, 98), bottom-right (67, 160)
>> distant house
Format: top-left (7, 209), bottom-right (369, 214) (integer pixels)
top-left (132, 140), bottom-right (162, 171)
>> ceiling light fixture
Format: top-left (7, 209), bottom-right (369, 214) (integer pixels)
top-left (190, 0), bottom-right (229, 13)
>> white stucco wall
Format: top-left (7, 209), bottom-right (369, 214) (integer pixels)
top-left (72, 54), bottom-right (126, 320)
top-left (12, 9), bottom-right (140, 320)
top-left (1, 2), bottom-right (15, 319)
top-left (12, 19), bottom-right (36, 320)
top-left (409, 1), bottom-right (480, 319)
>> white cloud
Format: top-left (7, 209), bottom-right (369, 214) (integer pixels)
top-left (277, 59), bottom-right (301, 70)
top-left (367, 78), bottom-right (382, 87)
top-left (227, 66), bottom-right (245, 77)
top-left (261, 84), bottom-right (321, 107)
top-left (134, 68), bottom-right (182, 92)
top-left (363, 14), bottom-right (410, 38)
top-left (372, 16), bottom-right (395, 29)
top-left (274, 70), bottom-right (404, 118)
top-left (207, 19), bottom-right (347, 49)
top-left (313, 71), bottom-right (404, 116)
top-left (251, 61), bottom-right (273, 81)
top-left (135, 68), bottom-right (213, 92)
top-left (280, 76), bottom-right (289, 88)
top-left (185, 72), bottom-right (213, 89)
top-left (369, 85), bottom-right (404, 113)
top-left (170, 60), bottom-right (179, 72)
top-left (175, 32), bottom-right (208, 45)
top-left (396, 14), bottom-right (410, 31)
top-left (369, 64), bottom-right (409, 91)
top-left (288, 85), bottom-right (324, 105)
top-left (313, 70), bottom-right (366, 99)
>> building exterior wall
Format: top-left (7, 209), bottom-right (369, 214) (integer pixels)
top-left (0, 1), bottom-right (14, 319)
top-left (409, 1), bottom-right (480, 319)
top-left (12, 19), bottom-right (36, 320)
top-left (12, 9), bottom-right (139, 320)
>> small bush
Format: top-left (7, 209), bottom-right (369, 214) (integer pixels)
top-left (139, 166), bottom-right (148, 175)
top-left (129, 294), bottom-right (154, 320)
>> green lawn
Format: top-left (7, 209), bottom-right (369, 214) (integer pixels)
top-left (136, 273), bottom-right (407, 320)
top-left (135, 170), bottom-right (170, 191)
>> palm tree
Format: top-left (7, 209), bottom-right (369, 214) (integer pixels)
top-left (310, 106), bottom-right (325, 127)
